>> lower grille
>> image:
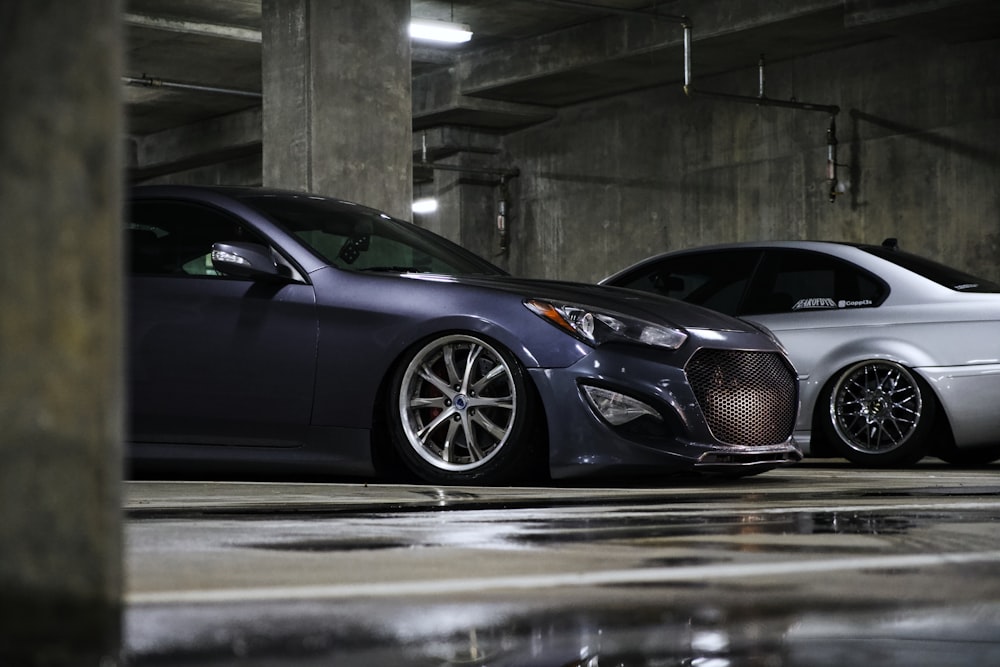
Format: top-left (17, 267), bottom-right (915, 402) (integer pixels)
top-left (685, 349), bottom-right (797, 446)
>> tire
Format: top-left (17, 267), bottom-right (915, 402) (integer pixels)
top-left (820, 360), bottom-right (934, 467)
top-left (387, 333), bottom-right (539, 485)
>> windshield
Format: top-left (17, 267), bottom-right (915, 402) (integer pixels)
top-left (859, 245), bottom-right (1000, 293)
top-left (241, 193), bottom-right (506, 276)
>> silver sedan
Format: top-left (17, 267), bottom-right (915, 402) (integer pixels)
top-left (602, 240), bottom-right (1000, 467)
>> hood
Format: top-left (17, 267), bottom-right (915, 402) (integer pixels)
top-left (402, 272), bottom-right (754, 334)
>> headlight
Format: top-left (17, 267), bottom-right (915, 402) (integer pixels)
top-left (525, 299), bottom-right (687, 350)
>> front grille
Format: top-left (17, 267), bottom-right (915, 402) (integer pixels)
top-left (685, 349), bottom-right (797, 446)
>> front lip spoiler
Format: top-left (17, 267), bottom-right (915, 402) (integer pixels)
top-left (694, 443), bottom-right (803, 472)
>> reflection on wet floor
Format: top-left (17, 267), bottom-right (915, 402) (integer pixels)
top-left (127, 596), bottom-right (1000, 666)
top-left (123, 465), bottom-right (1000, 666)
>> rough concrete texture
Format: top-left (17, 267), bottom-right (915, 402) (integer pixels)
top-left (0, 1), bottom-right (124, 663)
top-left (494, 35), bottom-right (1000, 283)
top-left (134, 7), bottom-right (999, 286)
top-left (261, 0), bottom-right (413, 220)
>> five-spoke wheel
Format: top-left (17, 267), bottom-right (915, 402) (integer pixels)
top-left (822, 360), bottom-right (934, 467)
top-left (388, 333), bottom-right (538, 484)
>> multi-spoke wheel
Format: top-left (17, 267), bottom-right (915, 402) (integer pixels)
top-left (821, 360), bottom-right (934, 467)
top-left (388, 333), bottom-right (539, 485)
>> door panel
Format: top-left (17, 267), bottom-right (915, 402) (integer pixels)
top-left (128, 277), bottom-right (317, 446)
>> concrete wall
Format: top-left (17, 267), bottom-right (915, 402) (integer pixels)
top-left (131, 26), bottom-right (999, 286)
top-left (493, 35), bottom-right (1000, 283)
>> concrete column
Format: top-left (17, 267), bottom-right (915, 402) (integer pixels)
top-left (262, 0), bottom-right (413, 220)
top-left (0, 2), bottom-right (123, 665)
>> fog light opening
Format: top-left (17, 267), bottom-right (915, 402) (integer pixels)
top-left (583, 385), bottom-right (662, 426)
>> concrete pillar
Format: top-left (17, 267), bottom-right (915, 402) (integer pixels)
top-left (262, 0), bottom-right (413, 220)
top-left (0, 2), bottom-right (123, 665)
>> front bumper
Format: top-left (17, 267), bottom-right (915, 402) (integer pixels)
top-left (530, 340), bottom-right (802, 479)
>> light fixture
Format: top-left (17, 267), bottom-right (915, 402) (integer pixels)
top-left (409, 18), bottom-right (472, 44)
top-left (412, 197), bottom-right (438, 214)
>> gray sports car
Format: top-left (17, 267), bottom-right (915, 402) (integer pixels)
top-left (127, 186), bottom-right (800, 485)
top-left (603, 240), bottom-right (1000, 467)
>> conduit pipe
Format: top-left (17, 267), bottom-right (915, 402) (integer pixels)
top-left (520, 0), bottom-right (686, 22)
top-left (416, 134), bottom-right (520, 179)
top-left (123, 75), bottom-right (262, 99)
top-left (417, 133), bottom-right (519, 253)
top-left (682, 24), bottom-right (842, 202)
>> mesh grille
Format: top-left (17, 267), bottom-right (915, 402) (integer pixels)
top-left (685, 349), bottom-right (797, 446)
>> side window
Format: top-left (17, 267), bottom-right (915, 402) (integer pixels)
top-left (743, 249), bottom-right (887, 315)
top-left (613, 250), bottom-right (762, 316)
top-left (127, 200), bottom-right (269, 277)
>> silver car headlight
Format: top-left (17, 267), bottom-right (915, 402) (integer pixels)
top-left (525, 299), bottom-right (687, 350)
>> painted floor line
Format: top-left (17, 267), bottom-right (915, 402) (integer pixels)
top-left (127, 549), bottom-right (1000, 605)
top-left (436, 500), bottom-right (1000, 518)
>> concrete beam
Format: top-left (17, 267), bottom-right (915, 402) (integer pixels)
top-left (456, 0), bottom-right (845, 99)
top-left (128, 107), bottom-right (262, 183)
top-left (413, 67), bottom-right (555, 130)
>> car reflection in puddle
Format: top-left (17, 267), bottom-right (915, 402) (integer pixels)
top-left (126, 596), bottom-right (1000, 666)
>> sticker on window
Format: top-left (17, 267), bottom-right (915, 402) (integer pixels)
top-left (792, 298), bottom-right (837, 310)
top-left (792, 298), bottom-right (874, 310)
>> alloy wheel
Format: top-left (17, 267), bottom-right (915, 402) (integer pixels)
top-left (397, 334), bottom-right (519, 472)
top-left (829, 360), bottom-right (924, 455)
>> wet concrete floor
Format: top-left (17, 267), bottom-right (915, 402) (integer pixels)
top-left (124, 460), bottom-right (1000, 665)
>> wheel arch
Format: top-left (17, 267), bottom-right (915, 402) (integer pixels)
top-left (811, 355), bottom-right (942, 464)
top-left (369, 325), bottom-right (551, 481)
top-left (806, 338), bottom-right (947, 457)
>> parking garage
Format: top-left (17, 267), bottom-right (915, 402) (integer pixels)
top-left (2, 1), bottom-right (999, 665)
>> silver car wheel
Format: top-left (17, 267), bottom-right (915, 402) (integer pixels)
top-left (829, 360), bottom-right (924, 456)
top-left (398, 334), bottom-right (519, 473)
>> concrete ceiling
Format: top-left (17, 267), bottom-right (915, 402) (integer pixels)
top-left (123, 0), bottom-right (1000, 147)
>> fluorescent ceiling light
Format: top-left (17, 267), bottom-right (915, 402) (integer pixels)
top-left (409, 18), bottom-right (472, 44)
top-left (412, 197), bottom-right (438, 214)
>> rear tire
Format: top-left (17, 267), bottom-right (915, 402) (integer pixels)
top-left (387, 333), bottom-right (539, 485)
top-left (820, 360), bottom-right (933, 467)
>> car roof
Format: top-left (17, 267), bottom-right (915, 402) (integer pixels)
top-left (601, 239), bottom-right (998, 305)
top-left (130, 183), bottom-right (377, 214)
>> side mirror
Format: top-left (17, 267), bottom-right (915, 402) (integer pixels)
top-left (211, 242), bottom-right (285, 281)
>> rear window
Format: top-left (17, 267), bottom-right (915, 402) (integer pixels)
top-left (859, 246), bottom-right (1000, 293)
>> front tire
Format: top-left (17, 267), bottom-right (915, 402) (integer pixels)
top-left (388, 333), bottom-right (539, 485)
top-left (821, 360), bottom-right (934, 467)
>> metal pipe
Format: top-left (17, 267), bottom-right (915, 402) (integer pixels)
top-left (683, 22), bottom-right (692, 94)
top-left (417, 132), bottom-right (520, 179)
top-left (519, 0), bottom-right (687, 23)
top-left (682, 23), bottom-right (841, 202)
top-left (123, 75), bottom-right (262, 99)
top-left (759, 54), bottom-right (765, 99)
top-left (827, 116), bottom-right (840, 202)
top-left (682, 25), bottom-right (839, 115)
top-left (415, 161), bottom-right (520, 179)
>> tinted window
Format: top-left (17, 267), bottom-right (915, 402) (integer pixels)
top-left (743, 249), bottom-right (887, 314)
top-left (859, 245), bottom-right (1000, 293)
top-left (128, 200), bottom-right (271, 277)
top-left (612, 250), bottom-right (762, 316)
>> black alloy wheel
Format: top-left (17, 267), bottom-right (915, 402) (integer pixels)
top-left (822, 360), bottom-right (934, 467)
